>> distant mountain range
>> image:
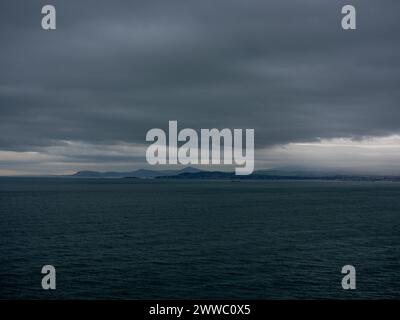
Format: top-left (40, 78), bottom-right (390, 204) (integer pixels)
top-left (69, 167), bottom-right (400, 181)
top-left (70, 167), bottom-right (203, 178)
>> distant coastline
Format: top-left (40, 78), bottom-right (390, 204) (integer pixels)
top-left (60, 167), bottom-right (400, 182)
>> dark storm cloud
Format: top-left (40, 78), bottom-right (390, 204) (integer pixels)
top-left (0, 0), bottom-right (399, 153)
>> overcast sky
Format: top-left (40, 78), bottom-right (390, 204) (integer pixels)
top-left (0, 0), bottom-right (399, 175)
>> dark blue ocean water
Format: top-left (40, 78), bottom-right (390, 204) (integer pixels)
top-left (0, 178), bottom-right (400, 299)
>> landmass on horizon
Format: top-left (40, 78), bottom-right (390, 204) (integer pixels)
top-left (54, 167), bottom-right (400, 181)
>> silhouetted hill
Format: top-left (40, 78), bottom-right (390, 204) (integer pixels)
top-left (70, 167), bottom-right (400, 181)
top-left (70, 167), bottom-right (203, 178)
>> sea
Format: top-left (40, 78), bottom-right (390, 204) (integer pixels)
top-left (1, 178), bottom-right (399, 299)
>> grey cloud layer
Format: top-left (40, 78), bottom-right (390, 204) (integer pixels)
top-left (0, 0), bottom-right (399, 153)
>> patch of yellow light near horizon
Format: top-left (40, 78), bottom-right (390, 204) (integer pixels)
top-left (0, 150), bottom-right (50, 161)
top-left (63, 169), bottom-right (78, 175)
